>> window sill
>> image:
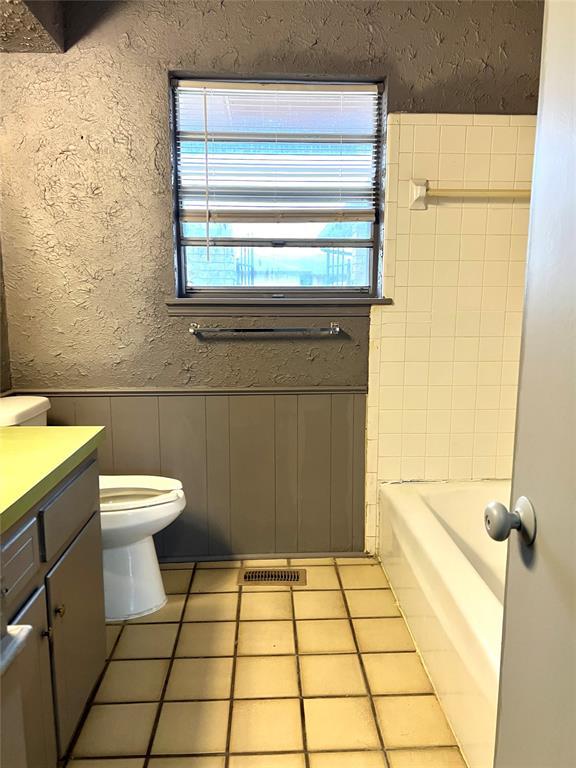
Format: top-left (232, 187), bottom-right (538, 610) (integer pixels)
top-left (166, 296), bottom-right (393, 317)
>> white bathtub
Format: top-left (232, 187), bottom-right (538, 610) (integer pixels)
top-left (378, 480), bottom-right (510, 768)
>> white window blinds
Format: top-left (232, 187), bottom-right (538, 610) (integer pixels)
top-left (172, 80), bottom-right (381, 223)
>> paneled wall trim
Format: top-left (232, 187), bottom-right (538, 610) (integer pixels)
top-left (366, 113), bottom-right (536, 549)
top-left (45, 392), bottom-right (366, 559)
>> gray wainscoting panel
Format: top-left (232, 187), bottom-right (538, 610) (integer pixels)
top-left (47, 392), bottom-right (366, 557)
top-left (110, 396), bottom-right (161, 476)
top-left (297, 395), bottom-right (332, 552)
top-left (74, 397), bottom-right (114, 474)
top-left (352, 394), bottom-right (367, 552)
top-left (205, 396), bottom-right (232, 555)
top-left (330, 394), bottom-right (355, 552)
top-left (157, 396), bottom-right (208, 559)
top-left (229, 395), bottom-right (276, 554)
top-left (274, 395), bottom-right (299, 553)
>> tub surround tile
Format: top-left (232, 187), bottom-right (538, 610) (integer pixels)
top-left (367, 113), bottom-right (535, 536)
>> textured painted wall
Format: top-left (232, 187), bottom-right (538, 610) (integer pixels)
top-left (0, 0), bottom-right (543, 389)
top-left (0, 248), bottom-right (11, 391)
top-left (0, 0), bottom-right (63, 52)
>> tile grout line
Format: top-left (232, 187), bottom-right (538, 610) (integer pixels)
top-left (86, 690), bottom-right (435, 706)
top-left (334, 560), bottom-right (392, 768)
top-left (142, 563), bottom-right (197, 768)
top-left (289, 576), bottom-right (311, 768)
top-left (67, 743), bottom-right (461, 761)
top-left (223, 580), bottom-right (243, 768)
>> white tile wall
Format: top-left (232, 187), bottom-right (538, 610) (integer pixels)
top-left (365, 113), bottom-right (536, 552)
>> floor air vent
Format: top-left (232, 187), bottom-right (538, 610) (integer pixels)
top-left (239, 568), bottom-right (307, 586)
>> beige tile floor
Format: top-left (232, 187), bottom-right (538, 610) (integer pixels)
top-left (67, 558), bottom-right (466, 768)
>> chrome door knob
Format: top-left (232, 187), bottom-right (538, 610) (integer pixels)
top-left (484, 496), bottom-right (537, 545)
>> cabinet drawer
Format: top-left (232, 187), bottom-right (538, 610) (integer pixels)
top-left (40, 461), bottom-right (99, 562)
top-left (1, 518), bottom-right (40, 603)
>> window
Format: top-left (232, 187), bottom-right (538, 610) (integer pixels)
top-left (171, 79), bottom-right (384, 299)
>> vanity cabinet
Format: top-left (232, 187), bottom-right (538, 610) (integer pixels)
top-left (1, 453), bottom-right (106, 767)
top-left (12, 587), bottom-right (57, 768)
top-left (47, 513), bottom-right (106, 752)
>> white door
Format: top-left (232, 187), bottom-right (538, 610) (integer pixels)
top-left (494, 1), bottom-right (576, 766)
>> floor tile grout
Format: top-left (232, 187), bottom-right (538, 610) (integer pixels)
top-left (289, 584), bottom-right (311, 768)
top-left (141, 563), bottom-right (197, 768)
top-left (333, 560), bottom-right (391, 767)
top-left (223, 580), bottom-right (243, 768)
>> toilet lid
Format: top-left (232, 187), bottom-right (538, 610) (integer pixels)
top-left (99, 475), bottom-right (184, 512)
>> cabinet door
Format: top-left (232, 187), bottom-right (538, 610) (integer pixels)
top-left (12, 587), bottom-right (57, 768)
top-left (46, 514), bottom-right (106, 756)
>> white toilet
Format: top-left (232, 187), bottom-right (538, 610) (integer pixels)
top-left (0, 395), bottom-right (187, 621)
top-left (99, 475), bottom-right (186, 620)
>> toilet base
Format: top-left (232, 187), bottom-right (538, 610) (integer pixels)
top-left (102, 536), bottom-right (167, 621)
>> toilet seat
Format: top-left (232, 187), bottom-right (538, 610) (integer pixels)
top-left (99, 475), bottom-right (183, 512)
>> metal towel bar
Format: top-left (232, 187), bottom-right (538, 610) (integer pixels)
top-left (189, 322), bottom-right (341, 337)
top-left (410, 178), bottom-right (532, 210)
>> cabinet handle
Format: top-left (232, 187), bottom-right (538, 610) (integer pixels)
top-left (54, 604), bottom-right (66, 618)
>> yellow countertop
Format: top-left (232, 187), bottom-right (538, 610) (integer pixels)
top-left (0, 426), bottom-right (105, 534)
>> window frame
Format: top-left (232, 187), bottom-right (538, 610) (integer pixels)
top-left (169, 76), bottom-right (386, 302)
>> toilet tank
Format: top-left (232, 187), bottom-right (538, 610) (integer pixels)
top-left (0, 396), bottom-right (51, 426)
